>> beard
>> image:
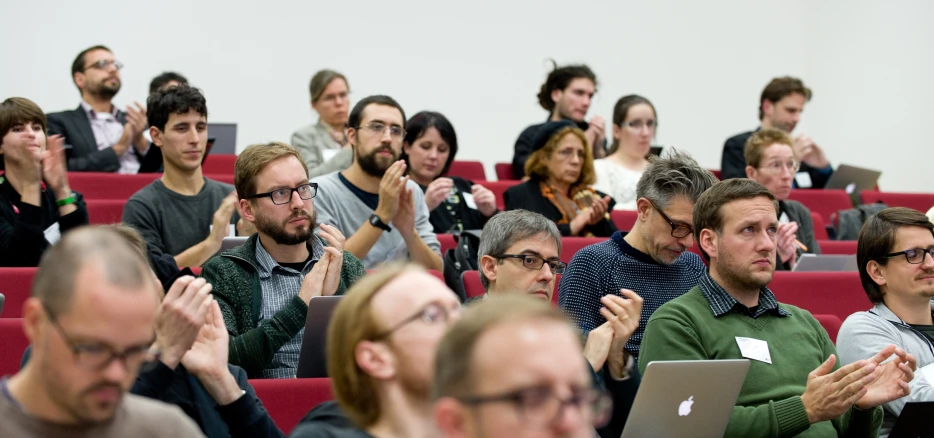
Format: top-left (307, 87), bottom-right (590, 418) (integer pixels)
top-left (357, 145), bottom-right (398, 177)
top-left (716, 246), bottom-right (774, 292)
top-left (88, 77), bottom-right (121, 101)
top-left (254, 209), bottom-right (317, 245)
top-left (641, 226), bottom-right (684, 265)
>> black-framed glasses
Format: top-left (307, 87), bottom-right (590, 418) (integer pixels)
top-left (85, 59), bottom-right (123, 71)
top-left (495, 254), bottom-right (567, 274)
top-left (44, 305), bottom-right (157, 372)
top-left (878, 247), bottom-right (934, 265)
top-left (248, 183), bottom-right (317, 205)
top-left (371, 301), bottom-right (461, 340)
top-left (459, 385), bottom-right (612, 429)
top-left (355, 122), bottom-right (406, 140)
top-left (648, 199), bottom-right (693, 238)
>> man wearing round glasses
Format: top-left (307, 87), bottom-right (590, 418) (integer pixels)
top-left (837, 207), bottom-right (934, 437)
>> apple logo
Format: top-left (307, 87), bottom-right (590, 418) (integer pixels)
top-left (678, 396), bottom-right (694, 416)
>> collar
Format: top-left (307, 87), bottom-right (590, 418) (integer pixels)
top-left (610, 231), bottom-right (661, 265)
top-left (698, 271), bottom-right (790, 318)
top-left (871, 301), bottom-right (934, 325)
top-left (545, 115), bottom-right (590, 131)
top-left (80, 100), bottom-right (118, 119)
top-left (254, 235), bottom-right (324, 279)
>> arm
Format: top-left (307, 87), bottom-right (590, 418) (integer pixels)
top-left (216, 366), bottom-right (285, 438)
top-left (173, 192), bottom-right (238, 267)
top-left (803, 162), bottom-right (834, 191)
top-left (720, 137), bottom-right (748, 180)
top-left (122, 198), bottom-right (169, 258)
top-left (405, 184), bottom-right (442, 270)
top-left (131, 361), bottom-right (178, 399)
top-left (794, 205), bottom-right (821, 255)
top-left (46, 114), bottom-right (123, 172)
top-left (503, 184), bottom-right (573, 236)
top-left (0, 200), bottom-right (51, 267)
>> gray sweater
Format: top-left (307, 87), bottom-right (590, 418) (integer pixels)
top-left (836, 302), bottom-right (934, 437)
top-left (310, 171), bottom-right (440, 269)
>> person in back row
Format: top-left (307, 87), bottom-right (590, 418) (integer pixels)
top-left (592, 95), bottom-right (657, 210)
top-left (202, 142), bottom-right (365, 378)
top-left (311, 95), bottom-right (442, 270)
top-left (401, 111), bottom-right (497, 234)
top-left (291, 69), bottom-right (354, 178)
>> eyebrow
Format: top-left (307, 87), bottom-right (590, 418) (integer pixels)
top-left (364, 118), bottom-right (402, 128)
top-left (517, 250), bottom-right (560, 261)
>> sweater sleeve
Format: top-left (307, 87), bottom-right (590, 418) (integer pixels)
top-left (410, 181), bottom-right (440, 255)
top-left (122, 197), bottom-right (168, 256)
top-left (216, 366), bottom-right (285, 438)
top-left (0, 201), bottom-right (48, 266)
top-left (558, 248), bottom-right (607, 332)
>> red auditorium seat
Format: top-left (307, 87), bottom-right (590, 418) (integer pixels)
top-left (561, 237), bottom-right (605, 262)
top-left (69, 172), bottom-right (160, 199)
top-left (817, 240), bottom-right (857, 255)
top-left (249, 377), bottom-right (333, 434)
top-left (0, 319), bottom-right (28, 377)
top-left (810, 212), bottom-right (829, 240)
top-left (768, 272), bottom-right (870, 322)
top-left (494, 162), bottom-right (516, 181)
top-left (610, 210), bottom-right (638, 231)
top-left (0, 268), bottom-right (36, 318)
top-left (447, 161), bottom-right (486, 181)
top-left (813, 314), bottom-right (842, 344)
top-left (861, 191), bottom-right (934, 213)
top-left (477, 181), bottom-right (519, 210)
top-left (190, 266), bottom-right (202, 276)
top-left (709, 169), bottom-right (722, 180)
top-left (787, 190), bottom-right (853, 230)
top-left (201, 154), bottom-right (237, 175)
top-left (85, 199), bottom-right (126, 224)
top-left (461, 270), bottom-right (560, 305)
top-left (437, 234), bottom-right (456, 255)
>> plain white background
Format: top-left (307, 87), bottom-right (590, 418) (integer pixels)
top-left (1, 0), bottom-right (931, 192)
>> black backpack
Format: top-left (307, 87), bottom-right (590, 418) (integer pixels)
top-left (831, 202), bottom-right (888, 240)
top-left (442, 230), bottom-right (481, 302)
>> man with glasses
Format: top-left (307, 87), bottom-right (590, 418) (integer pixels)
top-left (434, 295), bottom-right (611, 437)
top-left (47, 45), bottom-right (162, 173)
top-left (201, 142), bottom-right (366, 378)
top-left (0, 226), bottom-right (202, 436)
top-left (291, 265), bottom-right (461, 437)
top-left (745, 128), bottom-right (822, 270)
top-left (311, 95), bottom-right (441, 270)
top-left (837, 207), bottom-right (934, 437)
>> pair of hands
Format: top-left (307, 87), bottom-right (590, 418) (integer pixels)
top-left (113, 102), bottom-right (149, 157)
top-left (776, 221), bottom-right (799, 267)
top-left (204, 191), bottom-right (240, 253)
top-left (20, 134), bottom-right (70, 197)
top-left (802, 345), bottom-right (916, 423)
top-left (585, 116), bottom-right (607, 159)
top-left (793, 135), bottom-right (830, 169)
top-left (375, 160), bottom-right (418, 238)
top-left (424, 177), bottom-right (497, 217)
top-left (297, 223), bottom-right (345, 304)
top-left (570, 196), bottom-right (611, 236)
top-left (583, 289), bottom-right (644, 379)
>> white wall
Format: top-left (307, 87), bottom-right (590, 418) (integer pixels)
top-left (1, 0), bottom-right (931, 192)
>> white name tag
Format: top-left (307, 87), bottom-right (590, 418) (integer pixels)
top-left (794, 172), bottom-right (813, 188)
top-left (321, 148), bottom-right (340, 162)
top-left (462, 193), bottom-right (478, 210)
top-left (779, 212), bottom-right (790, 224)
top-left (44, 222), bottom-right (62, 245)
top-left (735, 337), bottom-right (772, 364)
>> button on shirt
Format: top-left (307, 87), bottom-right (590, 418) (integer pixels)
top-left (80, 101), bottom-right (144, 174)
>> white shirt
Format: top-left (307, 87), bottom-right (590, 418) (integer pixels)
top-left (592, 159), bottom-right (644, 211)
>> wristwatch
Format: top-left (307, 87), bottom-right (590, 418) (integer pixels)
top-left (368, 213), bottom-right (391, 232)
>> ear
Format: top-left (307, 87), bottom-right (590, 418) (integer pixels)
top-left (21, 298), bottom-right (46, 345)
top-left (347, 127), bottom-right (358, 148)
top-left (150, 127), bottom-right (164, 148)
top-left (434, 398), bottom-right (470, 438)
top-left (551, 88), bottom-right (563, 107)
top-left (761, 100), bottom-right (773, 117)
top-left (74, 72), bottom-right (85, 90)
top-left (866, 260), bottom-right (887, 289)
top-left (635, 197), bottom-right (652, 222)
top-left (612, 123), bottom-right (622, 141)
top-left (699, 228), bottom-right (718, 261)
top-left (745, 165), bottom-right (757, 179)
top-left (355, 340), bottom-right (396, 380)
top-left (403, 141), bottom-right (412, 155)
top-left (479, 255), bottom-right (499, 290)
top-left (238, 199), bottom-right (256, 223)
top-left (311, 99), bottom-right (318, 111)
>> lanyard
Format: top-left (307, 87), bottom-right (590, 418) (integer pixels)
top-left (868, 309), bottom-right (934, 358)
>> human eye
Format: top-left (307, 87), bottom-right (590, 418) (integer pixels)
top-left (518, 386), bottom-right (553, 409)
top-left (522, 255), bottom-right (542, 268)
top-left (272, 188), bottom-right (290, 199)
top-left (767, 226), bottom-right (778, 235)
top-left (369, 122), bottom-right (385, 131)
top-left (11, 124), bottom-right (24, 132)
top-left (421, 304), bottom-right (446, 323)
top-left (390, 126), bottom-right (404, 137)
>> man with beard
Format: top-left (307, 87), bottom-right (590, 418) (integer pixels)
top-left (639, 179), bottom-right (917, 437)
top-left (837, 207), bottom-right (934, 437)
top-left (47, 45), bottom-right (162, 173)
top-left (201, 142), bottom-right (366, 378)
top-left (311, 95), bottom-right (441, 270)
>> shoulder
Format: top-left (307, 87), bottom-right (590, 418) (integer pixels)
top-left (839, 310), bottom-right (888, 335)
top-left (649, 287), bottom-right (707, 321)
top-left (46, 108), bottom-right (82, 122)
top-left (784, 199), bottom-right (811, 214)
top-left (724, 131), bottom-right (754, 147)
top-left (121, 394), bottom-right (201, 430)
top-left (125, 183), bottom-right (162, 207)
top-left (518, 122), bottom-right (544, 139)
top-left (505, 180), bottom-right (537, 195)
top-left (292, 123), bottom-right (319, 138)
top-left (204, 177), bottom-right (235, 194)
top-left (677, 252), bottom-right (708, 272)
top-left (311, 171), bottom-right (342, 186)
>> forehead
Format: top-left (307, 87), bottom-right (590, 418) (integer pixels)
top-left (60, 264), bottom-right (157, 345)
top-left (565, 78), bottom-right (595, 92)
top-left (255, 156), bottom-right (308, 190)
top-left (556, 133), bottom-right (584, 149)
top-left (893, 226), bottom-right (934, 249)
top-left (503, 234), bottom-right (559, 258)
top-left (625, 103), bottom-right (656, 120)
top-left (360, 104), bottom-right (403, 126)
top-left (84, 49), bottom-right (114, 63)
top-left (661, 195), bottom-right (695, 224)
top-left (166, 110), bottom-right (207, 125)
top-left (776, 93), bottom-right (806, 108)
top-left (720, 196), bottom-right (777, 227)
top-left (761, 143), bottom-right (794, 159)
top-left (473, 319), bottom-right (587, 386)
top-left (370, 271), bottom-right (458, 324)
top-left (323, 78), bottom-right (348, 94)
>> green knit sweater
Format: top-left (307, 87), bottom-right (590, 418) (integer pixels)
top-left (201, 234), bottom-right (366, 378)
top-left (639, 287), bottom-right (882, 438)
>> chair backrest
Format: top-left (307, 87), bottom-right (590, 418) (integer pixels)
top-left (461, 270), bottom-right (560, 305)
top-left (494, 162), bottom-right (516, 181)
top-left (85, 199), bottom-right (126, 225)
top-left (810, 212), bottom-right (830, 240)
top-left (0, 268), bottom-right (36, 318)
top-left (768, 271), bottom-right (870, 322)
top-left (437, 234), bottom-right (457, 255)
top-left (0, 319), bottom-right (28, 377)
top-left (201, 154), bottom-right (237, 175)
top-left (447, 161), bottom-right (486, 181)
top-left (248, 377), bottom-right (333, 434)
top-left (610, 210), bottom-right (638, 232)
top-left (561, 237), bottom-right (605, 262)
top-left (787, 190), bottom-right (853, 228)
top-left (812, 314), bottom-right (842, 344)
top-left (476, 181), bottom-right (519, 210)
top-left (69, 173), bottom-right (161, 200)
top-left (816, 240), bottom-right (857, 255)
top-left (709, 169), bottom-right (722, 180)
top-left (860, 191), bottom-right (934, 213)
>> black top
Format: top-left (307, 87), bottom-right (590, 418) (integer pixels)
top-left (502, 179), bottom-right (617, 237)
top-left (720, 129), bottom-right (834, 188)
top-left (420, 176), bottom-right (493, 233)
top-left (908, 323), bottom-right (934, 344)
top-left (46, 105), bottom-right (163, 172)
top-left (291, 401), bottom-right (375, 438)
top-left (512, 117), bottom-right (606, 179)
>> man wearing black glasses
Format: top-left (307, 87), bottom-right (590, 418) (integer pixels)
top-left (837, 207), bottom-right (934, 437)
top-left (201, 142), bottom-right (366, 379)
top-left (47, 45), bottom-right (162, 173)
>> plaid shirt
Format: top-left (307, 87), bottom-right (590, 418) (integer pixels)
top-left (698, 272), bottom-right (790, 319)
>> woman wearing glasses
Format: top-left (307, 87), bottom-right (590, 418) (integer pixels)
top-left (504, 120), bottom-right (617, 237)
top-left (592, 95), bottom-right (657, 211)
top-left (400, 111), bottom-right (497, 234)
top-left (291, 69), bottom-right (354, 178)
top-left (745, 128), bottom-right (821, 270)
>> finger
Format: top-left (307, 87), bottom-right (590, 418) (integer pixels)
top-left (843, 387), bottom-right (869, 406)
top-left (317, 227), bottom-right (341, 248)
top-left (830, 359), bottom-right (873, 386)
top-left (866, 344), bottom-right (898, 366)
top-left (839, 364), bottom-right (875, 396)
top-left (179, 277), bottom-right (208, 307)
top-left (899, 361), bottom-right (916, 382)
top-left (810, 354), bottom-right (838, 379)
top-left (164, 275), bottom-right (195, 304)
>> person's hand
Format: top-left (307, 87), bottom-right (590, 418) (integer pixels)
top-left (206, 192), bottom-right (238, 253)
top-left (801, 354), bottom-right (885, 423)
top-left (41, 134), bottom-right (69, 194)
top-left (181, 299), bottom-right (244, 406)
top-left (793, 135), bottom-right (830, 168)
top-left (424, 177), bottom-right (454, 211)
top-left (471, 184), bottom-right (498, 217)
top-left (317, 223), bottom-right (346, 295)
top-left (153, 276), bottom-right (214, 369)
top-left (586, 116), bottom-right (607, 158)
top-left (583, 321), bottom-right (614, 372)
top-left (856, 345), bottom-right (916, 410)
top-left (776, 222), bottom-right (799, 265)
top-left (126, 102), bottom-right (149, 153)
top-left (375, 160), bottom-right (408, 222)
top-left (602, 290), bottom-right (643, 379)
top-left (586, 196), bottom-right (611, 225)
top-left (297, 251), bottom-right (341, 304)
top-left (392, 187), bottom-right (417, 239)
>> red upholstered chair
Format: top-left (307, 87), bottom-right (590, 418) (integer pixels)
top-left (68, 172), bottom-right (161, 200)
top-left (0, 319), bottom-right (29, 377)
top-left (812, 314), bottom-right (843, 344)
top-left (428, 270), bottom-right (444, 283)
top-left (494, 162), bottom-right (516, 181)
top-left (709, 169), bottom-right (722, 180)
top-left (0, 268), bottom-right (36, 318)
top-left (85, 199), bottom-right (126, 225)
top-left (561, 237), bottom-right (605, 262)
top-left (249, 377), bottom-right (333, 434)
top-left (610, 210), bottom-right (638, 232)
top-left (461, 270), bottom-right (560, 305)
top-left (768, 272), bottom-right (870, 322)
top-left (201, 154), bottom-right (237, 175)
top-left (810, 212), bottom-right (830, 240)
top-left (447, 161), bottom-right (486, 181)
top-left (787, 190), bottom-right (853, 230)
top-left (190, 266), bottom-right (203, 276)
top-left (860, 191), bottom-right (934, 213)
top-left (816, 240), bottom-right (857, 255)
top-left (437, 234), bottom-right (457, 255)
top-left (476, 181), bottom-right (519, 210)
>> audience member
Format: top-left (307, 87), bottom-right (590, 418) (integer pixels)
top-left (927, 206), bottom-right (934, 224)
top-left (401, 111), bottom-right (497, 233)
top-left (837, 207), bottom-right (934, 437)
top-left (292, 69), bottom-right (354, 178)
top-left (512, 62), bottom-right (606, 179)
top-left (202, 142), bottom-right (365, 378)
top-left (561, 151), bottom-right (716, 360)
top-left (122, 85), bottom-right (240, 268)
top-left (291, 265), bottom-right (461, 438)
top-left (149, 72), bottom-right (188, 95)
top-left (721, 77), bottom-right (833, 187)
top-left (0, 226), bottom-right (203, 436)
top-left (311, 95), bottom-right (442, 270)
top-left (745, 128), bottom-right (822, 270)
top-left (433, 295), bottom-right (612, 437)
top-left (640, 178), bottom-right (916, 436)
top-left (592, 95), bottom-right (657, 210)
top-left (504, 120), bottom-right (616, 237)
top-left (47, 45), bottom-right (162, 173)
top-left (0, 97), bottom-right (89, 267)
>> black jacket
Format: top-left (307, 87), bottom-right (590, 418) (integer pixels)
top-left (46, 105), bottom-right (163, 172)
top-left (421, 176), bottom-right (494, 234)
top-left (290, 401), bottom-right (373, 438)
top-left (503, 179), bottom-right (617, 237)
top-left (0, 177), bottom-right (88, 267)
top-left (512, 118), bottom-right (605, 179)
top-left (720, 130), bottom-right (833, 188)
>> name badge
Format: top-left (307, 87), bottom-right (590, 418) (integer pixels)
top-left (794, 172), bottom-right (813, 188)
top-left (735, 337), bottom-right (772, 364)
top-left (44, 222), bottom-right (62, 245)
top-left (779, 212), bottom-right (790, 224)
top-left (462, 193), bottom-right (478, 210)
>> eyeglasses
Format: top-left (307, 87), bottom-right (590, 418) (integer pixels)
top-left (878, 247), bottom-right (934, 265)
top-left (321, 91), bottom-right (349, 104)
top-left (371, 301), bottom-right (461, 340)
top-left (355, 122), bottom-right (405, 140)
top-left (648, 199), bottom-right (693, 238)
top-left (556, 148), bottom-right (585, 161)
top-left (248, 183), bottom-right (317, 205)
top-left (84, 59), bottom-right (123, 71)
top-left (459, 385), bottom-right (612, 429)
top-left (620, 120), bottom-right (656, 130)
top-left (759, 160), bottom-right (800, 174)
top-left (45, 306), bottom-right (157, 372)
top-left (495, 254), bottom-right (567, 274)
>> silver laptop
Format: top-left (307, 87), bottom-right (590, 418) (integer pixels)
top-left (220, 236), bottom-right (248, 251)
top-left (621, 359), bottom-right (750, 438)
top-left (824, 164), bottom-right (882, 206)
top-left (207, 123), bottom-right (237, 154)
top-left (296, 296), bottom-right (343, 378)
top-left (793, 254), bottom-right (858, 272)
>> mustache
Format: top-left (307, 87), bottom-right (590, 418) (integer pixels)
top-left (286, 211), bottom-right (312, 222)
top-left (82, 381), bottom-right (124, 396)
top-left (917, 270), bottom-right (934, 279)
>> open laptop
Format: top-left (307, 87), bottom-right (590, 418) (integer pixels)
top-left (207, 123), bottom-right (237, 154)
top-left (296, 296), bottom-right (343, 378)
top-left (621, 359), bottom-right (750, 438)
top-left (824, 164), bottom-right (882, 207)
top-left (793, 254), bottom-right (858, 272)
top-left (201, 137), bottom-right (216, 164)
top-left (220, 236), bottom-right (248, 252)
top-left (889, 401), bottom-right (934, 437)
top-left (648, 146), bottom-right (664, 157)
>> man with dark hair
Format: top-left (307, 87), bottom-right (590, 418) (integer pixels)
top-left (639, 178), bottom-right (916, 436)
top-left (311, 95), bottom-right (441, 270)
top-left (47, 45), bottom-right (162, 173)
top-left (837, 207), bottom-right (934, 437)
top-left (149, 72), bottom-right (189, 95)
top-left (122, 85), bottom-right (240, 268)
top-left (721, 76), bottom-right (833, 187)
top-left (512, 62), bottom-right (606, 179)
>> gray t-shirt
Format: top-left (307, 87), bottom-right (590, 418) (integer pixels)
top-left (122, 177), bottom-right (237, 257)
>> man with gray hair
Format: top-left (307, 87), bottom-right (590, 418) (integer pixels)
top-left (560, 150), bottom-right (718, 363)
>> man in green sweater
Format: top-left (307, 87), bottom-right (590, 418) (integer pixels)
top-left (639, 178), bottom-right (916, 437)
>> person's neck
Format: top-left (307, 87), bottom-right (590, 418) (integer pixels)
top-left (709, 264), bottom-right (760, 308)
top-left (82, 93), bottom-right (114, 114)
top-left (549, 111), bottom-right (563, 122)
top-left (1, 165), bottom-right (40, 196)
top-left (323, 119), bottom-right (345, 133)
top-left (409, 173), bottom-right (433, 188)
top-left (6, 364), bottom-right (84, 424)
top-left (341, 163), bottom-right (382, 193)
top-left (759, 119), bottom-right (774, 131)
top-left (257, 233), bottom-right (309, 264)
top-left (160, 165), bottom-right (205, 196)
top-left (366, 389), bottom-right (438, 438)
top-left (623, 222), bottom-right (649, 252)
top-left (545, 178), bottom-right (571, 196)
top-left (608, 150), bottom-right (648, 170)
top-left (884, 295), bottom-right (934, 325)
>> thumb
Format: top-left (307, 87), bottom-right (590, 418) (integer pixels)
top-left (814, 354), bottom-right (837, 377)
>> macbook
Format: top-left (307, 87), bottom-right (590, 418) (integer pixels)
top-left (793, 254), bottom-right (858, 272)
top-left (824, 164), bottom-right (882, 207)
top-left (296, 296), bottom-right (343, 378)
top-left (220, 236), bottom-right (248, 252)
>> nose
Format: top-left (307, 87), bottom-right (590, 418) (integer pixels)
top-left (921, 250), bottom-right (934, 269)
top-left (550, 396), bottom-right (589, 433)
top-left (678, 234), bottom-right (695, 248)
top-left (99, 357), bottom-right (130, 383)
top-left (569, 152), bottom-right (581, 165)
top-left (380, 127), bottom-right (393, 143)
top-left (189, 128), bottom-right (200, 145)
top-left (289, 189), bottom-right (305, 209)
top-left (537, 263), bottom-right (556, 282)
top-left (757, 229), bottom-right (777, 253)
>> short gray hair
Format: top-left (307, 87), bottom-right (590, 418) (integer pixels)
top-left (478, 210), bottom-right (562, 290)
top-left (636, 150), bottom-right (718, 208)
